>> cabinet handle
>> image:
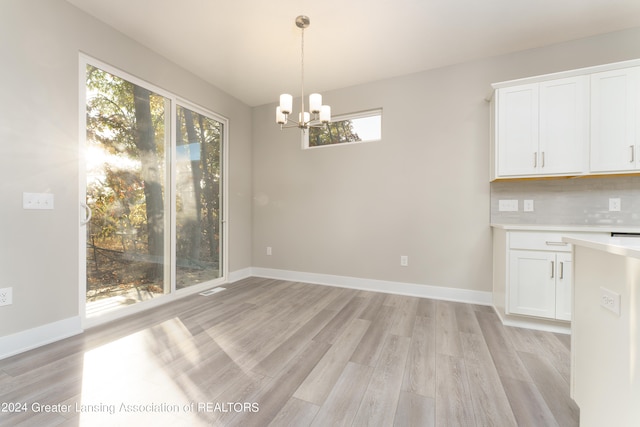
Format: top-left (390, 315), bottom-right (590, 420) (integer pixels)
top-left (631, 145), bottom-right (635, 163)
top-left (551, 261), bottom-right (555, 279)
top-left (545, 241), bottom-right (568, 246)
top-left (559, 262), bottom-right (564, 280)
top-left (533, 152), bottom-right (537, 168)
top-left (542, 152), bottom-right (545, 168)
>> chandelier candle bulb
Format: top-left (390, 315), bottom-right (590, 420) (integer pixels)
top-left (279, 94), bottom-right (292, 115)
top-left (320, 105), bottom-right (331, 123)
top-left (276, 107), bottom-right (286, 125)
top-left (299, 111), bottom-right (310, 125)
top-left (309, 93), bottom-right (322, 114)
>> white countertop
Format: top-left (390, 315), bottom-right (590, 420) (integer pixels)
top-left (563, 234), bottom-right (640, 259)
top-left (491, 223), bottom-right (640, 234)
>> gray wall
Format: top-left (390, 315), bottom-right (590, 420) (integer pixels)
top-left (0, 0), bottom-right (253, 337)
top-left (252, 26), bottom-right (640, 294)
top-left (2, 0), bottom-right (640, 341)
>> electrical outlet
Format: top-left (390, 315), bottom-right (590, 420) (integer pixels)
top-left (600, 287), bottom-right (620, 316)
top-left (400, 255), bottom-right (408, 266)
top-left (523, 200), bottom-right (534, 212)
top-left (609, 198), bottom-right (621, 212)
top-left (266, 246), bottom-right (272, 256)
top-left (0, 287), bottom-right (12, 307)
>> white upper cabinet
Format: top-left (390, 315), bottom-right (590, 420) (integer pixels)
top-left (491, 59), bottom-right (640, 181)
top-left (496, 84), bottom-right (539, 177)
top-left (539, 77), bottom-right (589, 175)
top-left (590, 67), bottom-right (640, 173)
top-left (494, 76), bottom-right (588, 179)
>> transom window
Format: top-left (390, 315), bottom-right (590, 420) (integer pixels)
top-left (306, 109), bottom-right (382, 149)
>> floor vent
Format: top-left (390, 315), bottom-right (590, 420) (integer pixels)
top-left (199, 287), bottom-right (226, 296)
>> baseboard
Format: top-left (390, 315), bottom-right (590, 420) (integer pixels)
top-left (494, 309), bottom-right (571, 334)
top-left (251, 267), bottom-right (493, 306)
top-left (0, 316), bottom-right (83, 361)
top-left (228, 266), bottom-right (253, 283)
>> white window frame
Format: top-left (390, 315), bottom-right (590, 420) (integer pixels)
top-left (303, 108), bottom-right (382, 149)
top-left (78, 53), bottom-right (229, 327)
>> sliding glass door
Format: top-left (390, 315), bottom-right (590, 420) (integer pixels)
top-left (80, 57), bottom-right (226, 322)
top-left (175, 105), bottom-right (224, 289)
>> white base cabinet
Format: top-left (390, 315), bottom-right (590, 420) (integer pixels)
top-left (509, 250), bottom-right (572, 320)
top-left (554, 252), bottom-right (572, 321)
top-left (493, 229), bottom-right (607, 325)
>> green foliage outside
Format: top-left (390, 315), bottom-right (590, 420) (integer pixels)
top-left (85, 65), bottom-right (222, 301)
top-left (309, 120), bottom-right (361, 147)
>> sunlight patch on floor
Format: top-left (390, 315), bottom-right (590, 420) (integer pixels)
top-left (77, 318), bottom-right (207, 425)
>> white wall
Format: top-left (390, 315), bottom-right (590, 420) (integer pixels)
top-left (252, 26), bottom-right (640, 294)
top-left (0, 0), bottom-right (253, 338)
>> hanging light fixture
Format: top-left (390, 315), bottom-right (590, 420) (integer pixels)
top-left (276, 15), bottom-right (331, 129)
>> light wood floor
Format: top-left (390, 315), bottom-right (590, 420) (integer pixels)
top-left (0, 277), bottom-right (578, 426)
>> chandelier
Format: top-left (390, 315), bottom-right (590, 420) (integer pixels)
top-left (276, 15), bottom-right (331, 129)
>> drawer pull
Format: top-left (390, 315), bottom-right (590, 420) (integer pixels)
top-left (545, 241), bottom-right (568, 246)
top-left (551, 261), bottom-right (555, 279)
top-left (559, 262), bottom-right (564, 280)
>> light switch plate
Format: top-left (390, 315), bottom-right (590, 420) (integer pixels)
top-left (23, 192), bottom-right (54, 210)
top-left (498, 199), bottom-right (518, 212)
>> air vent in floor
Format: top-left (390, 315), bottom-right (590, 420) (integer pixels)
top-left (199, 287), bottom-right (226, 296)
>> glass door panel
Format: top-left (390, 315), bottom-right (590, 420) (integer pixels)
top-left (175, 105), bottom-right (223, 289)
top-left (84, 65), bottom-right (170, 317)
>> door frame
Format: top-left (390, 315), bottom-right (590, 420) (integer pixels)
top-left (78, 53), bottom-right (229, 329)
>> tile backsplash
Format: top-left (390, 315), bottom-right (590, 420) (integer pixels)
top-left (490, 176), bottom-right (640, 226)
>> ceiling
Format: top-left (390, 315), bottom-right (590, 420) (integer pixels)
top-left (66, 0), bottom-right (640, 107)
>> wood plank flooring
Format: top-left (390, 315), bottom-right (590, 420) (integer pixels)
top-left (0, 277), bottom-right (578, 426)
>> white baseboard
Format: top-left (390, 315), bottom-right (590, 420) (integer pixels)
top-left (502, 318), bottom-right (570, 335)
top-left (228, 266), bottom-right (253, 283)
top-left (251, 267), bottom-right (493, 306)
top-left (494, 309), bottom-right (571, 334)
top-left (0, 316), bottom-right (83, 361)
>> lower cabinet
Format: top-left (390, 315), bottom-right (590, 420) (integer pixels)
top-left (493, 228), bottom-right (608, 326)
top-left (509, 250), bottom-right (572, 320)
top-left (498, 229), bottom-right (609, 323)
top-left (554, 252), bottom-right (572, 321)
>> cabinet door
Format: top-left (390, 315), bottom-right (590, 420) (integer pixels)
top-left (539, 76), bottom-right (588, 175)
top-left (509, 250), bottom-right (556, 319)
top-left (590, 67), bottom-right (639, 173)
top-left (497, 84), bottom-right (539, 176)
top-left (555, 252), bottom-right (572, 321)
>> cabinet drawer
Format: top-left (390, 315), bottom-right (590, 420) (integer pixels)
top-left (509, 231), bottom-right (607, 252)
top-left (509, 231), bottom-right (572, 251)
